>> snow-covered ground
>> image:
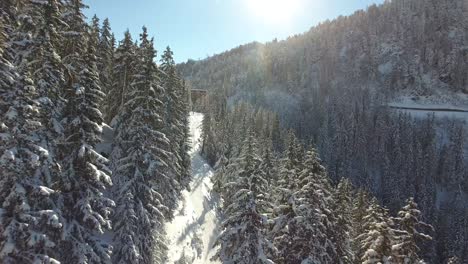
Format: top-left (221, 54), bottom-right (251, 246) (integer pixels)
top-left (165, 112), bottom-right (221, 264)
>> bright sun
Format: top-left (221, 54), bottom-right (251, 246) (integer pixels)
top-left (245, 0), bottom-right (302, 25)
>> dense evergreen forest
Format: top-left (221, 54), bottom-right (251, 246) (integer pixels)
top-left (0, 0), bottom-right (467, 263)
top-left (186, 0), bottom-right (468, 263)
top-left (0, 0), bottom-right (190, 263)
top-left (202, 103), bottom-right (435, 263)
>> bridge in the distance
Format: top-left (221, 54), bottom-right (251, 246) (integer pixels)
top-left (189, 88), bottom-right (208, 111)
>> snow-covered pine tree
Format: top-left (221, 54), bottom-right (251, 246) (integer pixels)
top-left (59, 0), bottom-right (88, 58)
top-left (258, 139), bottom-right (276, 215)
top-left (351, 190), bottom-right (370, 264)
top-left (270, 114), bottom-right (282, 152)
top-left (270, 131), bottom-right (304, 262)
top-left (104, 30), bottom-right (136, 124)
top-left (0, 62), bottom-right (62, 264)
top-left (96, 18), bottom-right (114, 98)
top-left (446, 256), bottom-right (461, 264)
top-left (90, 15), bottom-right (100, 45)
top-left (260, 138), bottom-right (277, 185)
top-left (30, 0), bottom-right (67, 202)
top-left (214, 132), bottom-right (275, 264)
top-left (358, 198), bottom-right (399, 264)
top-left (212, 152), bottom-right (229, 194)
top-left (111, 26), bottom-right (171, 264)
top-left (278, 148), bottom-right (337, 264)
top-left (178, 80), bottom-right (191, 189)
top-left (393, 197), bottom-right (433, 263)
top-left (332, 178), bottom-right (354, 264)
top-left (0, 13), bottom-right (62, 261)
top-left (201, 110), bottom-right (217, 166)
top-left (57, 13), bottom-right (114, 263)
top-left (160, 46), bottom-right (186, 192)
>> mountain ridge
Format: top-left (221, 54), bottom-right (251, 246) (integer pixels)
top-left (178, 0), bottom-right (468, 106)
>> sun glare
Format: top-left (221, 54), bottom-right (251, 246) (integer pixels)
top-left (245, 0), bottom-right (302, 25)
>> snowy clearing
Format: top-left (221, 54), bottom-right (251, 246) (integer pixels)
top-left (165, 112), bottom-right (221, 264)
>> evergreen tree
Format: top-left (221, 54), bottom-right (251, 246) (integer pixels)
top-left (270, 131), bottom-right (303, 262)
top-left (97, 18), bottom-right (114, 98)
top-left (358, 199), bottom-right (399, 264)
top-left (90, 15), bottom-right (100, 45)
top-left (201, 111), bottom-right (217, 166)
top-left (393, 197), bottom-right (433, 263)
top-left (277, 149), bottom-right (337, 263)
top-left (59, 0), bottom-right (88, 59)
top-left (0, 3), bottom-right (63, 263)
top-left (446, 256), bottom-right (461, 264)
top-left (214, 132), bottom-right (275, 264)
top-left (111, 27), bottom-right (170, 264)
top-left (332, 178), bottom-right (354, 263)
top-left (271, 114), bottom-right (282, 152)
top-left (160, 46), bottom-right (187, 191)
top-left (0, 38), bottom-right (61, 263)
top-left (57, 20), bottom-right (114, 263)
top-left (105, 30), bottom-right (136, 124)
top-left (352, 190), bottom-right (370, 264)
top-left (31, 0), bottom-right (66, 202)
top-left (178, 82), bottom-right (191, 189)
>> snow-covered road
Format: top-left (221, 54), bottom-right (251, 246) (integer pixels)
top-left (165, 112), bottom-right (221, 264)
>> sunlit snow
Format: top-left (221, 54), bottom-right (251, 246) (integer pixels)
top-left (165, 112), bottom-right (221, 264)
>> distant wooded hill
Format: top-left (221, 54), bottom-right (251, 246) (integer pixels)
top-left (178, 0), bottom-right (468, 107)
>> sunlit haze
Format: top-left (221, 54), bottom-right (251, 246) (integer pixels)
top-left (84, 0), bottom-right (384, 62)
top-left (244, 0), bottom-right (304, 26)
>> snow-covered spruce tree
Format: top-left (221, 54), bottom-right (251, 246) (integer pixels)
top-left (332, 178), bottom-right (354, 263)
top-left (160, 46), bottom-right (187, 192)
top-left (59, 0), bottom-right (88, 58)
top-left (269, 131), bottom-right (304, 262)
top-left (270, 114), bottom-right (282, 152)
top-left (393, 197), bottom-right (433, 263)
top-left (177, 81), bottom-right (191, 189)
top-left (257, 139), bottom-right (276, 215)
top-left (96, 18), bottom-right (114, 98)
top-left (0, 5), bottom-right (63, 263)
top-left (201, 110), bottom-right (217, 166)
top-left (277, 148), bottom-right (337, 264)
top-left (30, 0), bottom-right (67, 201)
top-left (212, 152), bottom-right (229, 194)
top-left (104, 30), bottom-right (136, 124)
top-left (214, 132), bottom-right (275, 264)
top-left (111, 26), bottom-right (171, 264)
top-left (351, 189), bottom-right (370, 264)
top-left (357, 198), bottom-right (399, 264)
top-left (259, 138), bottom-right (277, 186)
top-left (57, 21), bottom-right (114, 263)
top-left (446, 256), bottom-right (461, 264)
top-left (90, 15), bottom-right (100, 46)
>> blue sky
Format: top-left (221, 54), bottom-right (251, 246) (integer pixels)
top-left (84, 0), bottom-right (384, 63)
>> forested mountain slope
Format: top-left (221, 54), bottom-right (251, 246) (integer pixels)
top-left (180, 0), bottom-right (468, 263)
top-left (179, 0), bottom-right (468, 107)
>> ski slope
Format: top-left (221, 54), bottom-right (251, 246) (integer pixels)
top-left (165, 112), bottom-right (221, 264)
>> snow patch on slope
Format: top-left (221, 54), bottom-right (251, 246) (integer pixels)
top-left (165, 112), bottom-right (221, 264)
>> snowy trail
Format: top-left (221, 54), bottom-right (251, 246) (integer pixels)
top-left (165, 112), bottom-right (221, 264)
